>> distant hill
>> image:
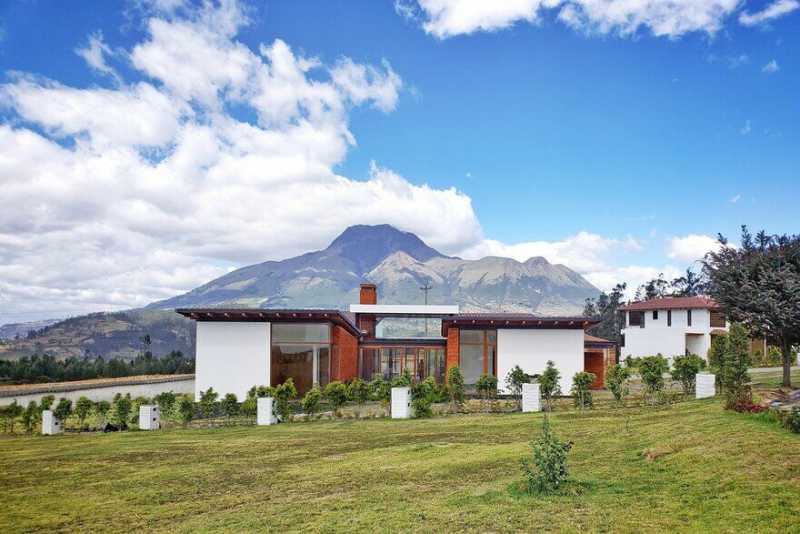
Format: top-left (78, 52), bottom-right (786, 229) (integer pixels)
top-left (2, 224), bottom-right (599, 360)
top-left (0, 319), bottom-right (61, 341)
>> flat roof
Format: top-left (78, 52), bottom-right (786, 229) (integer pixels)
top-left (349, 304), bottom-right (459, 317)
top-left (175, 308), bottom-right (361, 337)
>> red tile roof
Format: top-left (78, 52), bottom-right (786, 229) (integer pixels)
top-left (619, 296), bottom-right (720, 312)
top-left (584, 334), bottom-right (613, 344)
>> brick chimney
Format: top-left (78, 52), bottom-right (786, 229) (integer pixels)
top-left (359, 283), bottom-right (377, 305)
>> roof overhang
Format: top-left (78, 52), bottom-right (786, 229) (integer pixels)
top-left (349, 304), bottom-right (459, 318)
top-left (175, 308), bottom-right (361, 337)
top-left (441, 315), bottom-right (598, 336)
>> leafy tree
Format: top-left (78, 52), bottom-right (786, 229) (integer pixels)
top-left (704, 226), bottom-right (800, 387)
top-left (220, 393), bottom-right (239, 420)
top-left (95, 400), bottom-right (111, 426)
top-left (302, 386), bottom-right (322, 418)
top-left (39, 394), bottom-right (55, 411)
top-left (720, 323), bottom-right (752, 409)
top-left (571, 372), bottom-right (595, 409)
top-left (521, 415), bottom-right (571, 494)
top-left (446, 366), bottom-right (465, 409)
top-left (3, 401), bottom-right (23, 433)
top-left (21, 401), bottom-right (39, 433)
top-left (605, 364), bottom-right (631, 404)
top-left (111, 394), bottom-right (132, 428)
top-left (74, 396), bottom-right (94, 429)
top-left (583, 283), bottom-right (627, 344)
top-left (639, 355), bottom-right (669, 403)
top-left (177, 396), bottom-right (195, 427)
top-left (54, 398), bottom-right (72, 423)
top-left (323, 381), bottom-right (349, 411)
top-left (198, 387), bottom-right (219, 418)
top-left (154, 391), bottom-right (177, 416)
top-left (670, 268), bottom-right (709, 297)
top-left (347, 378), bottom-right (369, 404)
top-left (539, 360), bottom-right (562, 411)
top-left (635, 274), bottom-right (670, 301)
top-left (505, 365), bottom-right (531, 410)
top-left (671, 354), bottom-right (706, 395)
top-left (273, 378), bottom-right (298, 421)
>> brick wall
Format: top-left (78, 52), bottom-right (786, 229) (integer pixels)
top-left (446, 327), bottom-right (459, 371)
top-left (331, 325), bottom-right (358, 382)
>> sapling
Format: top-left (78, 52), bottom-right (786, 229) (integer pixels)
top-left (539, 361), bottom-right (562, 411)
top-left (571, 372), bottom-right (595, 409)
top-left (74, 396), bottom-right (94, 430)
top-left (521, 414), bottom-right (572, 494)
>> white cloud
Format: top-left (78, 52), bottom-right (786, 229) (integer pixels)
top-left (75, 31), bottom-right (119, 81)
top-left (406, 0), bottom-right (743, 39)
top-left (584, 264), bottom-right (683, 297)
top-left (740, 0), bottom-right (799, 26)
top-left (740, 119), bottom-right (752, 135)
top-left (762, 59), bottom-right (780, 73)
top-left (666, 234), bottom-right (722, 263)
top-left (730, 193), bottom-right (741, 203)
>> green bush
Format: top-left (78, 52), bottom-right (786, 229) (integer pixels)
top-left (39, 394), bottom-right (55, 411)
top-left (671, 354), bottom-right (706, 394)
top-left (198, 388), bottom-right (219, 418)
top-left (475, 374), bottom-right (498, 400)
top-left (273, 378), bottom-right (298, 421)
top-left (130, 396), bottom-right (152, 425)
top-left (639, 355), bottom-right (669, 402)
top-left (95, 400), bottom-right (111, 425)
top-left (220, 393), bottom-right (239, 419)
top-left (302, 386), bottom-right (322, 417)
top-left (347, 378), bottom-right (370, 404)
top-left (623, 356), bottom-right (642, 370)
top-left (506, 365), bottom-right (531, 410)
top-left (54, 398), bottom-right (72, 423)
top-left (605, 364), bottom-right (631, 404)
top-left (1, 401), bottom-right (23, 433)
top-left (410, 379), bottom-right (436, 418)
top-left (154, 391), bottom-right (177, 415)
top-left (111, 394), bottom-right (132, 428)
top-left (784, 408), bottom-right (800, 433)
top-left (323, 381), bottom-right (349, 411)
top-left (177, 396), bottom-right (195, 426)
top-left (521, 415), bottom-right (572, 494)
top-left (571, 372), bottom-right (595, 409)
top-left (391, 371), bottom-right (412, 388)
top-left (368, 378), bottom-right (391, 403)
top-left (539, 361), bottom-right (562, 411)
top-left (446, 367), bottom-right (465, 408)
top-left (74, 396), bottom-right (94, 429)
top-left (720, 323), bottom-right (752, 410)
top-left (21, 401), bottom-right (39, 433)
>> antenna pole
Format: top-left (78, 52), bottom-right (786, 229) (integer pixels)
top-left (420, 282), bottom-right (432, 336)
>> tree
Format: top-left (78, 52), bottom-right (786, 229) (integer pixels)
top-left (475, 374), bottom-right (498, 412)
top-left (323, 381), bottom-right (349, 411)
top-left (21, 401), bottom-right (39, 433)
top-left (671, 354), bottom-right (705, 395)
top-left (506, 365), bottom-right (531, 410)
top-left (111, 394), bottom-right (132, 428)
top-left (571, 372), bottom-right (595, 409)
top-left (95, 400), bottom-right (111, 426)
top-left (539, 361), bottom-right (561, 411)
top-left (446, 366), bottom-right (465, 410)
top-left (220, 393), bottom-right (239, 420)
top-left (720, 323), bottom-right (752, 409)
top-left (704, 226), bottom-right (800, 387)
top-left (521, 415), bottom-right (572, 494)
top-left (3, 401), bottom-right (23, 433)
top-left (54, 398), bottom-right (72, 424)
top-left (671, 268), bottom-right (709, 297)
top-left (635, 274), bottom-right (670, 301)
top-left (198, 387), bottom-right (219, 418)
top-left (347, 378), bottom-right (370, 404)
top-left (273, 378), bottom-right (298, 421)
top-left (39, 394), bottom-right (55, 411)
top-left (177, 396), bottom-right (195, 427)
top-left (605, 364), bottom-right (631, 404)
top-left (154, 391), bottom-right (177, 416)
top-left (583, 283), bottom-right (627, 344)
top-left (639, 355), bottom-right (669, 403)
top-left (74, 396), bottom-right (94, 429)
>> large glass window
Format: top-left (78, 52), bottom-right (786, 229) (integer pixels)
top-left (271, 323), bottom-right (331, 394)
top-left (359, 346), bottom-right (445, 382)
top-left (459, 329), bottom-right (497, 385)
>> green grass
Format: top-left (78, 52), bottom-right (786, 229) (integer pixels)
top-left (1, 400), bottom-right (799, 533)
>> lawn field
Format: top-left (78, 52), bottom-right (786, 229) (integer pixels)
top-left (1, 399), bottom-right (799, 533)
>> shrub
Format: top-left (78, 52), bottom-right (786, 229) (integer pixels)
top-left (220, 393), bottom-right (239, 419)
top-left (368, 378), bottom-right (391, 403)
top-left (521, 415), bottom-right (572, 494)
top-left (240, 397), bottom-right (257, 418)
top-left (475, 374), bottom-right (498, 400)
top-left (623, 356), bottom-right (642, 370)
top-left (177, 396), bottom-right (195, 427)
top-left (391, 370), bottom-right (412, 388)
top-left (422, 375), bottom-right (448, 403)
top-left (198, 387), bottom-right (219, 418)
top-left (21, 401), bottom-right (39, 433)
top-left (539, 361), bottom-right (562, 411)
top-left (720, 323), bottom-right (752, 410)
top-left (784, 408), bottom-right (800, 433)
top-left (302, 386), bottom-right (322, 417)
top-left (671, 354), bottom-right (706, 395)
top-left (639, 355), bottom-right (669, 403)
top-left (446, 367), bottom-right (465, 408)
top-left (273, 378), bottom-right (298, 421)
top-left (95, 400), bottom-right (111, 425)
top-left (74, 396), bottom-right (94, 429)
top-left (323, 381), bottom-right (349, 411)
top-left (506, 365), bottom-right (531, 410)
top-left (571, 372), bottom-right (595, 409)
top-left (111, 394), bottom-right (132, 428)
top-left (2, 401), bottom-right (23, 433)
top-left (54, 398), bottom-right (72, 424)
top-left (410, 379), bottom-right (436, 418)
top-left (39, 394), bottom-right (55, 411)
top-left (347, 378), bottom-right (370, 404)
top-left (154, 391), bottom-right (177, 415)
top-left (605, 364), bottom-right (631, 404)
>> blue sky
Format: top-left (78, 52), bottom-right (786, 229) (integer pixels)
top-left (0, 0), bottom-right (798, 322)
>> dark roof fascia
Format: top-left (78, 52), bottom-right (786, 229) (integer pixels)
top-left (175, 308), bottom-right (361, 337)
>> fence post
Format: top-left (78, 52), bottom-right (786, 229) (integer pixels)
top-left (391, 387), bottom-right (413, 419)
top-left (41, 410), bottom-right (63, 435)
top-left (139, 405), bottom-right (160, 430)
top-left (522, 383), bottom-right (541, 413)
top-left (696, 373), bottom-right (716, 399)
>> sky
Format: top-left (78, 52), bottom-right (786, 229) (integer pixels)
top-left (0, 0), bottom-right (798, 324)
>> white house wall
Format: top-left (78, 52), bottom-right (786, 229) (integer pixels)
top-left (497, 329), bottom-right (583, 394)
top-left (195, 321), bottom-right (270, 400)
top-left (621, 309), bottom-right (720, 361)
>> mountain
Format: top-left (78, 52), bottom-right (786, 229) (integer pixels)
top-left (1, 225), bottom-right (599, 360)
top-left (148, 224), bottom-right (598, 314)
top-left (0, 319), bottom-right (61, 341)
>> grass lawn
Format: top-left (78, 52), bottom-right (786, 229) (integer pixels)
top-left (1, 399), bottom-right (799, 533)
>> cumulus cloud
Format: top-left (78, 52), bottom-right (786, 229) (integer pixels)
top-left (740, 0), bottom-right (799, 26)
top-left (667, 234), bottom-right (722, 263)
top-left (75, 31), bottom-right (119, 81)
top-left (404, 0), bottom-right (743, 39)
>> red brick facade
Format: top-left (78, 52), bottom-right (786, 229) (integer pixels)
top-left (446, 327), bottom-right (459, 371)
top-left (331, 325), bottom-right (359, 382)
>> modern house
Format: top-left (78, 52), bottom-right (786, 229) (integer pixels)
top-left (177, 284), bottom-right (616, 399)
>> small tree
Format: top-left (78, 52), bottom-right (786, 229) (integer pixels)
top-left (198, 387), bottom-right (219, 418)
top-left (111, 394), bottom-right (132, 428)
top-left (506, 365), bottom-right (531, 410)
top-left (671, 354), bottom-right (706, 395)
top-left (391, 370), bottom-right (412, 388)
top-left (74, 396), bottom-right (94, 429)
top-left (302, 386), bottom-right (322, 418)
top-left (410, 378), bottom-right (436, 418)
top-left (539, 361), bottom-right (562, 411)
top-left (54, 398), bottom-right (72, 426)
top-left (347, 378), bottom-right (370, 404)
top-left (177, 396), bottom-right (195, 427)
top-left (446, 366), bottom-right (465, 410)
top-left (571, 372), bottom-right (595, 409)
top-left (95, 400), bottom-right (111, 426)
top-left (39, 394), bottom-right (55, 411)
top-left (21, 401), bottom-right (39, 433)
top-left (720, 323), bottom-right (752, 410)
top-left (605, 364), bottom-right (631, 405)
top-left (323, 381), bottom-right (349, 411)
top-left (521, 415), bottom-right (572, 494)
top-left (220, 393), bottom-right (239, 421)
top-left (154, 391), bottom-right (177, 416)
top-left (639, 355), bottom-right (669, 403)
top-left (273, 378), bottom-right (298, 421)
top-left (368, 377), bottom-right (391, 403)
top-left (475, 374), bottom-right (498, 400)
top-left (3, 401), bottom-right (23, 433)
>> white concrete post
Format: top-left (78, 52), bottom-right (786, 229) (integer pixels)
top-left (696, 373), bottom-right (716, 399)
top-left (42, 410), bottom-right (62, 435)
top-left (522, 383), bottom-right (541, 413)
top-left (257, 397), bottom-right (276, 425)
top-left (138, 405), bottom-right (160, 430)
top-left (391, 387), bottom-right (413, 419)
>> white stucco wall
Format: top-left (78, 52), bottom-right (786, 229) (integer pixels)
top-left (497, 329), bottom-right (584, 394)
top-left (195, 321), bottom-right (270, 400)
top-left (621, 309), bottom-right (723, 362)
top-left (0, 378), bottom-right (194, 407)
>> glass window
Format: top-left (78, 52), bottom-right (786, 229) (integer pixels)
top-left (271, 323), bottom-right (330, 343)
top-left (460, 330), bottom-right (484, 344)
top-left (458, 330), bottom-right (497, 383)
top-left (460, 344), bottom-right (483, 385)
top-left (687, 309), bottom-right (692, 326)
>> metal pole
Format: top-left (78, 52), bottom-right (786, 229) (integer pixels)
top-left (420, 282), bottom-right (432, 336)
